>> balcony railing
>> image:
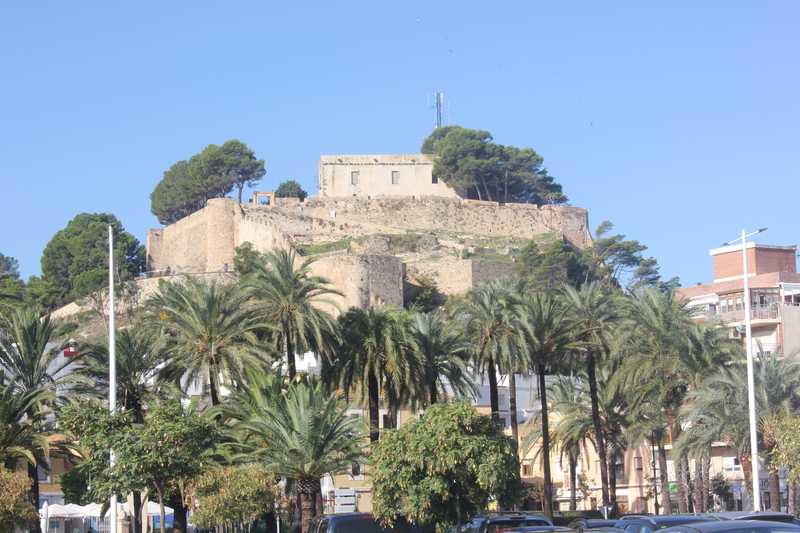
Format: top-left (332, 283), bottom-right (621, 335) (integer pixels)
top-left (714, 303), bottom-right (781, 322)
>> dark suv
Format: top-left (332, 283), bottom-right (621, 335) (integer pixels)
top-left (310, 513), bottom-right (431, 533)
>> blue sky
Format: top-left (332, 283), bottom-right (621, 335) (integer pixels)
top-left (1, 1), bottom-right (798, 285)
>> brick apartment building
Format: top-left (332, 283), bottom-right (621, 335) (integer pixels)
top-left (677, 243), bottom-right (800, 355)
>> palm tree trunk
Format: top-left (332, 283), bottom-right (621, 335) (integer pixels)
top-left (286, 327), bottom-right (296, 380)
top-left (209, 366), bottom-right (220, 406)
top-left (569, 450), bottom-right (578, 511)
top-left (769, 468), bottom-right (781, 511)
top-left (27, 462), bottom-right (42, 533)
top-left (742, 454), bottom-right (754, 510)
top-left (671, 424), bottom-right (688, 513)
top-left (429, 381), bottom-right (438, 405)
top-left (300, 491), bottom-right (315, 533)
top-left (509, 372), bottom-right (519, 455)
top-left (693, 458), bottom-right (704, 513)
top-left (607, 452), bottom-right (617, 509)
top-left (702, 453), bottom-right (711, 513)
top-left (368, 373), bottom-right (380, 443)
top-left (789, 481), bottom-right (797, 516)
top-left (487, 356), bottom-right (499, 420)
top-left (537, 362), bottom-right (554, 519)
top-left (586, 354), bottom-right (610, 508)
top-left (657, 437), bottom-right (672, 515)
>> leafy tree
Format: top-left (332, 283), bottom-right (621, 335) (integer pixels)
top-left (233, 242), bottom-right (265, 275)
top-left (0, 253), bottom-right (24, 305)
top-left (150, 140), bottom-right (265, 224)
top-left (59, 467), bottom-right (89, 505)
top-left (327, 307), bottom-right (419, 442)
top-left (0, 377), bottom-right (49, 472)
top-left (61, 400), bottom-right (219, 533)
top-left (0, 466), bottom-right (37, 532)
top-left (421, 125), bottom-right (566, 204)
top-left (516, 239), bottom-right (590, 291)
top-left (275, 179), bottom-right (308, 201)
top-left (221, 374), bottom-right (363, 533)
top-left (189, 465), bottom-right (279, 530)
top-left (40, 213), bottom-right (144, 305)
top-left (242, 248), bottom-right (341, 379)
top-left (146, 278), bottom-right (266, 406)
top-left (371, 402), bottom-right (522, 531)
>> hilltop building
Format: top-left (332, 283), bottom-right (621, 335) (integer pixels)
top-left (317, 154), bottom-right (457, 199)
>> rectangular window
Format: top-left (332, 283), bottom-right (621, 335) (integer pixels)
top-left (723, 456), bottom-right (742, 472)
top-left (351, 462), bottom-right (361, 477)
top-left (37, 462), bottom-right (50, 483)
top-left (522, 462), bottom-right (532, 477)
top-left (391, 171), bottom-right (400, 185)
top-left (634, 455), bottom-right (643, 471)
top-left (735, 297), bottom-right (743, 311)
top-left (432, 175), bottom-right (439, 184)
top-left (350, 171), bottom-right (359, 186)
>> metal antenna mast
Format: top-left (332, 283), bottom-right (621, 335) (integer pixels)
top-left (435, 91), bottom-right (444, 128)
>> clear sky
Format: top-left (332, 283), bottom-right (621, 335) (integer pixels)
top-left (1, 1), bottom-right (798, 285)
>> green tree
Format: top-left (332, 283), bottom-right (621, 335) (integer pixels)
top-left (515, 293), bottom-right (575, 518)
top-left (421, 125), bottom-right (566, 204)
top-left (0, 466), bottom-right (37, 532)
top-left (146, 278), bottom-right (266, 406)
top-left (242, 248), bottom-right (341, 380)
top-left (371, 402), bottom-right (522, 531)
top-left (78, 324), bottom-right (169, 531)
top-left (455, 282), bottom-right (517, 420)
top-left (40, 213), bottom-right (144, 305)
top-left (150, 140), bottom-right (265, 224)
top-left (409, 311), bottom-right (475, 405)
top-left (0, 253), bottom-right (25, 305)
top-left (562, 282), bottom-right (618, 509)
top-left (189, 465), bottom-right (279, 530)
top-left (0, 307), bottom-right (81, 526)
top-left (0, 377), bottom-right (49, 471)
top-left (221, 373), bottom-right (363, 533)
top-left (328, 307), bottom-right (419, 443)
top-left (61, 400), bottom-right (218, 533)
top-left (516, 239), bottom-right (590, 291)
top-left (275, 179), bottom-right (308, 201)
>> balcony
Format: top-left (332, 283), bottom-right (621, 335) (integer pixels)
top-left (703, 303), bottom-right (781, 323)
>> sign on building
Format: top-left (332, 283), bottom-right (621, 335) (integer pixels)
top-left (334, 488), bottom-right (357, 514)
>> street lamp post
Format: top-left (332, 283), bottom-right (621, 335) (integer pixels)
top-left (108, 226), bottom-right (118, 533)
top-left (722, 227), bottom-right (767, 511)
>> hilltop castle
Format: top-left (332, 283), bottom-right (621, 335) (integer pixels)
top-left (144, 154), bottom-right (591, 312)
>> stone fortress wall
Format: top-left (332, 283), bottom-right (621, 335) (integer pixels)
top-left (145, 193), bottom-right (591, 313)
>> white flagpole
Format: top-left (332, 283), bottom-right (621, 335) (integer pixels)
top-left (108, 225), bottom-right (118, 533)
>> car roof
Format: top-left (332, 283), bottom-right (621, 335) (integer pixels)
top-left (506, 527), bottom-right (570, 532)
top-left (662, 520), bottom-right (800, 532)
top-left (709, 513), bottom-right (794, 521)
top-left (616, 515), bottom-right (713, 527)
top-left (486, 515), bottom-right (551, 522)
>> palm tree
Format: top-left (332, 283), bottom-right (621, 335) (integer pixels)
top-left (516, 293), bottom-right (575, 519)
top-left (0, 307), bottom-right (79, 530)
top-left (616, 288), bottom-right (697, 513)
top-left (222, 373), bottom-right (364, 533)
top-left (78, 324), bottom-right (169, 533)
top-left (562, 281), bottom-right (618, 509)
top-left (680, 352), bottom-right (800, 511)
top-left (242, 248), bottom-right (342, 379)
top-left (0, 375), bottom-right (49, 470)
top-left (409, 311), bottom-right (475, 405)
top-left (146, 278), bottom-right (265, 406)
top-left (328, 307), bottom-right (419, 443)
top-left (456, 282), bottom-right (517, 420)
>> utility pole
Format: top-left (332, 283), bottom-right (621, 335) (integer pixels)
top-left (108, 226), bottom-right (117, 533)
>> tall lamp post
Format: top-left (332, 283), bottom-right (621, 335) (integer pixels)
top-left (108, 226), bottom-right (118, 533)
top-left (722, 227), bottom-right (767, 511)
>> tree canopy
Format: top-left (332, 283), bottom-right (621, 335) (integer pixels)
top-left (421, 125), bottom-right (566, 204)
top-left (371, 401), bottom-right (522, 530)
top-left (150, 139), bottom-right (265, 224)
top-left (274, 179), bottom-right (308, 201)
top-left (40, 213), bottom-right (144, 306)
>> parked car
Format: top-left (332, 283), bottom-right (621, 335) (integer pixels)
top-left (310, 513), bottom-right (432, 533)
top-left (706, 513), bottom-right (797, 524)
top-left (502, 526), bottom-right (571, 533)
top-left (462, 513), bottom-right (554, 533)
top-left (569, 519), bottom-right (620, 530)
top-left (659, 519), bottom-right (800, 533)
top-left (612, 514), bottom-right (716, 533)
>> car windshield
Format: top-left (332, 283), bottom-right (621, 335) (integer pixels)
top-left (488, 519), bottom-right (551, 533)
